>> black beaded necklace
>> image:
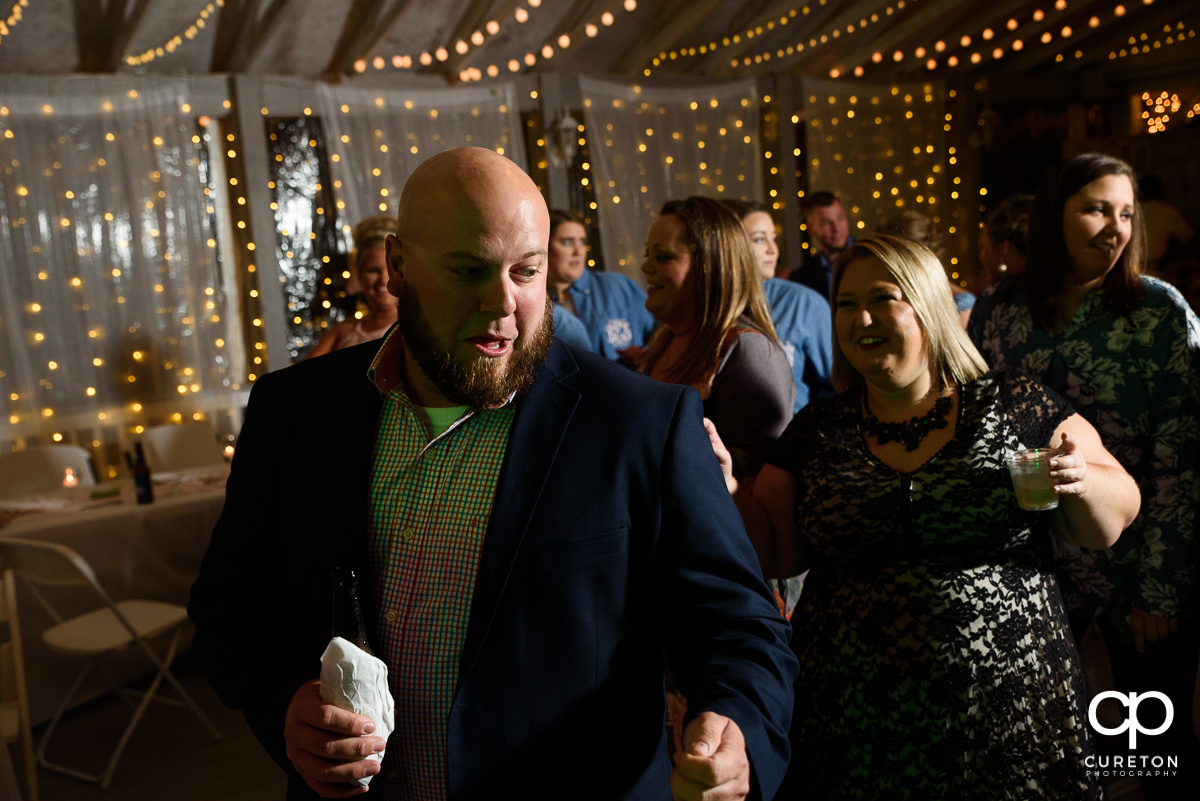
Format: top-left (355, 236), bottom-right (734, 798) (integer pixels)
top-left (860, 385), bottom-right (953, 452)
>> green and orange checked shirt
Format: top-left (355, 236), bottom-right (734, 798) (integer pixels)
top-left (367, 328), bottom-right (515, 800)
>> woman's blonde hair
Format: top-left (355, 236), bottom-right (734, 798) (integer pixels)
top-left (641, 196), bottom-right (779, 387)
top-left (351, 214), bottom-right (396, 271)
top-left (831, 233), bottom-right (988, 393)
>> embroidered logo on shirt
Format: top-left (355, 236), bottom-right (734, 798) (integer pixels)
top-left (606, 318), bottom-right (634, 348)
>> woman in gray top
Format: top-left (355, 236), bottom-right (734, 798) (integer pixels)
top-left (638, 196), bottom-right (794, 479)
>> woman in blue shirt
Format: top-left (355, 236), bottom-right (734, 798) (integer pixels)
top-left (546, 209), bottom-right (657, 361)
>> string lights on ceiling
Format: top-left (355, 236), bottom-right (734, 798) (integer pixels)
top-left (355, 0), bottom-right (554, 76)
top-left (642, 0), bottom-right (915, 77)
top-left (684, 0), bottom-right (1179, 80)
top-left (360, 0), bottom-right (640, 83)
top-left (126, 0), bottom-right (226, 67)
top-left (0, 0), bottom-right (29, 48)
top-left (459, 0), bottom-right (640, 84)
top-left (1109, 20), bottom-right (1196, 63)
top-left (2, 91), bottom-right (245, 445)
top-left (834, 0), bottom-right (1084, 77)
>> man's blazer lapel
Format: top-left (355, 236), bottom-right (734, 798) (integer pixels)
top-left (455, 343), bottom-right (581, 689)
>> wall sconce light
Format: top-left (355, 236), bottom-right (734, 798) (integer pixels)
top-left (548, 110), bottom-right (580, 168)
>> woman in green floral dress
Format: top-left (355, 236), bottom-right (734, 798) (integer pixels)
top-left (968, 153), bottom-right (1200, 799)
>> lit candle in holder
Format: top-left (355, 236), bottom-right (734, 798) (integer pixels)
top-left (63, 466), bottom-right (79, 487)
top-left (223, 444), bottom-right (235, 460)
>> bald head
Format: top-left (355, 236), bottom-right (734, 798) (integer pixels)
top-left (397, 147), bottom-right (548, 245)
top-left (383, 147), bottom-right (553, 408)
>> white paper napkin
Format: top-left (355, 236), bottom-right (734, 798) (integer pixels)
top-left (319, 637), bottom-right (396, 786)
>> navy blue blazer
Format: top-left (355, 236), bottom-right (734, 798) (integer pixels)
top-left (189, 335), bottom-right (796, 801)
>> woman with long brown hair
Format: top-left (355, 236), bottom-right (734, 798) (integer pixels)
top-left (639, 196), bottom-right (794, 479)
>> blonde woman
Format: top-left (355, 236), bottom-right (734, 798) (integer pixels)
top-left (308, 215), bottom-right (398, 358)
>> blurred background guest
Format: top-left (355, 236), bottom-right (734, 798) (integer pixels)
top-left (546, 208), bottom-right (656, 362)
top-left (1141, 173), bottom-right (1195, 275)
top-left (639, 196), bottom-right (793, 479)
top-left (969, 153), bottom-right (1200, 798)
top-left (549, 303), bottom-right (593, 352)
top-left (975, 194), bottom-right (1034, 294)
top-left (723, 198), bottom-right (834, 414)
top-left (1140, 173), bottom-right (1197, 310)
top-left (717, 232), bottom-right (1137, 799)
top-left (308, 214), bottom-right (398, 358)
top-left (724, 197), bottom-right (833, 618)
top-left (877, 208), bottom-right (974, 327)
top-left (789, 190), bottom-right (854, 301)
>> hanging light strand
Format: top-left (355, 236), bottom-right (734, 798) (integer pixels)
top-left (645, 0), bottom-right (906, 77)
top-left (450, 0), bottom-right (640, 84)
top-left (1109, 20), bottom-right (1195, 64)
top-left (127, 0), bottom-right (226, 67)
top-left (362, 0), bottom-right (551, 76)
top-left (0, 0), bottom-right (30, 48)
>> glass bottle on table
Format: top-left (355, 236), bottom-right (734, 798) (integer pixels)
top-left (331, 567), bottom-right (374, 655)
top-left (131, 441), bottom-right (154, 504)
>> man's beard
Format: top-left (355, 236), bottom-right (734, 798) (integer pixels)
top-left (397, 287), bottom-right (554, 409)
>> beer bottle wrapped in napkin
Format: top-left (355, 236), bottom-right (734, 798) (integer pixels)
top-left (320, 567), bottom-right (395, 787)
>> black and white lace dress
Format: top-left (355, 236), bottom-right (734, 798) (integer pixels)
top-left (771, 370), bottom-right (1101, 799)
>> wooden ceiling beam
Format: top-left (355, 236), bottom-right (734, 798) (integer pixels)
top-left (210, 0), bottom-right (296, 73)
top-left (72, 0), bottom-right (150, 72)
top-left (321, 0), bottom-right (414, 77)
top-left (109, 0), bottom-right (152, 68)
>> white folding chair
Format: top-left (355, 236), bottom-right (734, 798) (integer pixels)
top-left (137, 423), bottom-right (226, 473)
top-left (0, 538), bottom-right (220, 789)
top-left (0, 445), bottom-right (96, 499)
top-left (1, 569), bottom-right (38, 801)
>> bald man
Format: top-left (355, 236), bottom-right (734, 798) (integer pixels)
top-left (189, 148), bottom-right (795, 801)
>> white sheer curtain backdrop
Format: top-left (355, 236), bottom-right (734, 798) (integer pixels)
top-left (579, 77), bottom-right (762, 283)
top-left (800, 77), bottom-right (970, 270)
top-left (315, 82), bottom-right (527, 243)
top-left (0, 76), bottom-right (245, 476)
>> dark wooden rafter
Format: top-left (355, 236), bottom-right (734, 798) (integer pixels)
top-left (608, 0), bottom-right (735, 77)
top-left (210, 0), bottom-right (295, 73)
top-left (322, 0), bottom-right (415, 78)
top-left (72, 0), bottom-right (153, 72)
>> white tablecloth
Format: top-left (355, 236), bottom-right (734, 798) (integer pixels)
top-left (0, 467), bottom-right (228, 723)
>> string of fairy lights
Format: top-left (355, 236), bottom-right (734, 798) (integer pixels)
top-left (3, 0), bottom-right (1197, 455)
top-left (122, 0), bottom-right (642, 82)
top-left (2, 91), bottom-right (249, 463)
top-left (126, 0), bottom-right (226, 67)
top-left (0, 0), bottom-right (29, 48)
top-left (359, 0), bottom-right (643, 84)
top-left (646, 0), bottom-right (907, 77)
